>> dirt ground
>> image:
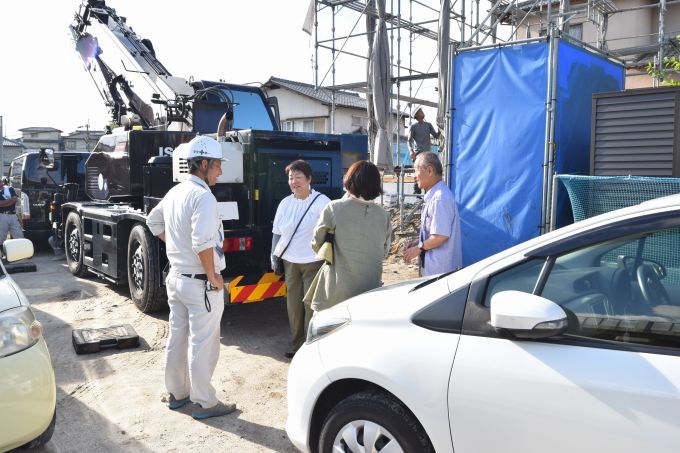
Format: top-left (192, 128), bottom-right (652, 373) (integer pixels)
top-left (17, 229), bottom-right (419, 452)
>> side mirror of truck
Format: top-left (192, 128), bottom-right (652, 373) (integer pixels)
top-left (39, 148), bottom-right (56, 169)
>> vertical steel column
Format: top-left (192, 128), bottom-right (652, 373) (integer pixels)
top-left (397, 0), bottom-right (402, 169)
top-left (658, 0), bottom-right (667, 82)
top-left (443, 44), bottom-right (454, 186)
top-left (314, 1), bottom-right (319, 89)
top-left (549, 173), bottom-right (559, 232)
top-left (541, 27), bottom-right (559, 234)
top-left (475, 0), bottom-right (481, 44)
top-left (331, 5), bottom-right (337, 133)
top-left (461, 0), bottom-right (466, 43)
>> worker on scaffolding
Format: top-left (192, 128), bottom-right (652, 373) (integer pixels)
top-left (407, 108), bottom-right (441, 194)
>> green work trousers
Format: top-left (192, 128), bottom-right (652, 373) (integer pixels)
top-left (283, 259), bottom-right (323, 350)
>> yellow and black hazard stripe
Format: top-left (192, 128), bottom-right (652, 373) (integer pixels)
top-left (228, 272), bottom-right (286, 304)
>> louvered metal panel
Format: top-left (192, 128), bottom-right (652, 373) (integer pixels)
top-left (591, 87), bottom-right (680, 176)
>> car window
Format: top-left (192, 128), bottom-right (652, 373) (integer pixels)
top-left (483, 259), bottom-right (545, 306)
top-left (541, 228), bottom-right (680, 349)
top-left (9, 158), bottom-right (24, 188)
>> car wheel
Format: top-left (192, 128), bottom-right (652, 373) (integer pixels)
top-left (318, 391), bottom-right (434, 453)
top-left (127, 224), bottom-right (167, 313)
top-left (65, 212), bottom-right (87, 277)
top-left (20, 409), bottom-right (56, 449)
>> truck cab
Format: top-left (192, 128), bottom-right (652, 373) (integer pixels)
top-left (9, 149), bottom-right (89, 240)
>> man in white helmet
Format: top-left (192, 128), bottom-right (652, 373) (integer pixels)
top-left (147, 135), bottom-right (236, 419)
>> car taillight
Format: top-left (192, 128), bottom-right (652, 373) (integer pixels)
top-left (21, 192), bottom-right (30, 220)
top-left (222, 236), bottom-right (253, 252)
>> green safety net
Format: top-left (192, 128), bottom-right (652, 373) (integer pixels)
top-left (556, 174), bottom-right (680, 222)
top-left (557, 174), bottom-right (680, 284)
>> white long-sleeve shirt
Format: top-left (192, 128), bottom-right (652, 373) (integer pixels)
top-left (147, 175), bottom-right (226, 274)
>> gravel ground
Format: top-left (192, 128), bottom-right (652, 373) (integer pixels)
top-left (14, 243), bottom-right (418, 452)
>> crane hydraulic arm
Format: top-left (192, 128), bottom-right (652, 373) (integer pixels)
top-left (70, 0), bottom-right (196, 129)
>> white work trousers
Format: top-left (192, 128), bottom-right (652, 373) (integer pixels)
top-left (0, 213), bottom-right (23, 247)
top-left (164, 274), bottom-right (225, 408)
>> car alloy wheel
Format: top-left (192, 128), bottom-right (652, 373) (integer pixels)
top-left (332, 419), bottom-right (404, 452)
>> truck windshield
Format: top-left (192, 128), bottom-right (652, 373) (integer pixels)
top-left (229, 89), bottom-right (275, 130)
top-left (26, 157), bottom-right (87, 187)
top-left (198, 87), bottom-right (275, 132)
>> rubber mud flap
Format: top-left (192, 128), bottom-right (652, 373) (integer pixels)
top-left (72, 324), bottom-right (140, 354)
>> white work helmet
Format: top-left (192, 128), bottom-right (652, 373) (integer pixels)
top-left (186, 135), bottom-right (226, 162)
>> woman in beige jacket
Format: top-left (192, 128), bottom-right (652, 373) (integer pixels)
top-left (305, 160), bottom-right (392, 311)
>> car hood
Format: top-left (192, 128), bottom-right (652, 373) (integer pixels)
top-left (338, 274), bottom-right (452, 321)
top-left (0, 277), bottom-right (22, 313)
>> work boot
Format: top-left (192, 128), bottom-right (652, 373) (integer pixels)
top-left (165, 393), bottom-right (191, 410)
top-left (192, 401), bottom-right (237, 420)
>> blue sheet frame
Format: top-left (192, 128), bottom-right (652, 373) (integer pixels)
top-left (450, 39), bottom-right (624, 266)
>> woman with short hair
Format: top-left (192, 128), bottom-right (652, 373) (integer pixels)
top-left (271, 160), bottom-right (330, 358)
top-left (305, 160), bottom-right (392, 311)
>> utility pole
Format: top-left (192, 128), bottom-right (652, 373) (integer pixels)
top-left (79, 121), bottom-right (91, 151)
top-left (85, 121), bottom-right (91, 151)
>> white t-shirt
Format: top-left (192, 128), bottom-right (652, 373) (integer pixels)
top-left (272, 190), bottom-right (330, 264)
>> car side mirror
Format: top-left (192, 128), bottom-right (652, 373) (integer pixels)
top-left (3, 238), bottom-right (34, 263)
top-left (490, 291), bottom-right (567, 339)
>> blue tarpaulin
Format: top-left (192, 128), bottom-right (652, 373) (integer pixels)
top-left (450, 39), bottom-right (624, 266)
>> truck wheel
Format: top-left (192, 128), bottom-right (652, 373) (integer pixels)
top-left (65, 212), bottom-right (87, 277)
top-left (127, 224), bottom-right (167, 313)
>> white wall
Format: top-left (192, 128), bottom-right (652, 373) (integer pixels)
top-left (269, 86), bottom-right (403, 135)
top-left (268, 87), bottom-right (330, 120)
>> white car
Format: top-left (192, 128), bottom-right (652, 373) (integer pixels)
top-left (287, 195), bottom-right (680, 453)
top-left (0, 239), bottom-right (56, 451)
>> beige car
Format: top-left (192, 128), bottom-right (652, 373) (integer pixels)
top-left (0, 239), bottom-right (56, 451)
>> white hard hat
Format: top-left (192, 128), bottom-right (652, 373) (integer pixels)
top-left (186, 135), bottom-right (227, 162)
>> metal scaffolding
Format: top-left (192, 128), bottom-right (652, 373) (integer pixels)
top-left (311, 0), bottom-right (680, 233)
top-left (313, 0), bottom-right (680, 128)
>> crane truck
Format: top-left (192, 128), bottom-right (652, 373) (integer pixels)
top-left (56, 0), bottom-right (367, 312)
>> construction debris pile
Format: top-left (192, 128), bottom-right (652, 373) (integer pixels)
top-left (386, 205), bottom-right (420, 262)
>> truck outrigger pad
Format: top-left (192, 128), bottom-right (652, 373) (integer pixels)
top-left (72, 324), bottom-right (140, 354)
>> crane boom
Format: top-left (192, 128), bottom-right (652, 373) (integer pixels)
top-left (70, 0), bottom-right (194, 129)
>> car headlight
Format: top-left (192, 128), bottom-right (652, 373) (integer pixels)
top-left (306, 305), bottom-right (351, 344)
top-left (0, 306), bottom-right (42, 359)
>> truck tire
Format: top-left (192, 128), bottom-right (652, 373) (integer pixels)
top-left (65, 212), bottom-right (88, 277)
top-left (127, 224), bottom-right (168, 313)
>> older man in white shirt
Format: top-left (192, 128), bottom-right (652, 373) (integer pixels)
top-left (147, 135), bottom-right (235, 420)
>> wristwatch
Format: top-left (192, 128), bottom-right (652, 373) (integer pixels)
top-left (418, 241), bottom-right (426, 252)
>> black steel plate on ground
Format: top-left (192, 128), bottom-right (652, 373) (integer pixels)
top-left (72, 324), bottom-right (140, 354)
top-left (4, 262), bottom-right (37, 274)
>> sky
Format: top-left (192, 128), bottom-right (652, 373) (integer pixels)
top-left (0, 0), bottom-right (450, 138)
